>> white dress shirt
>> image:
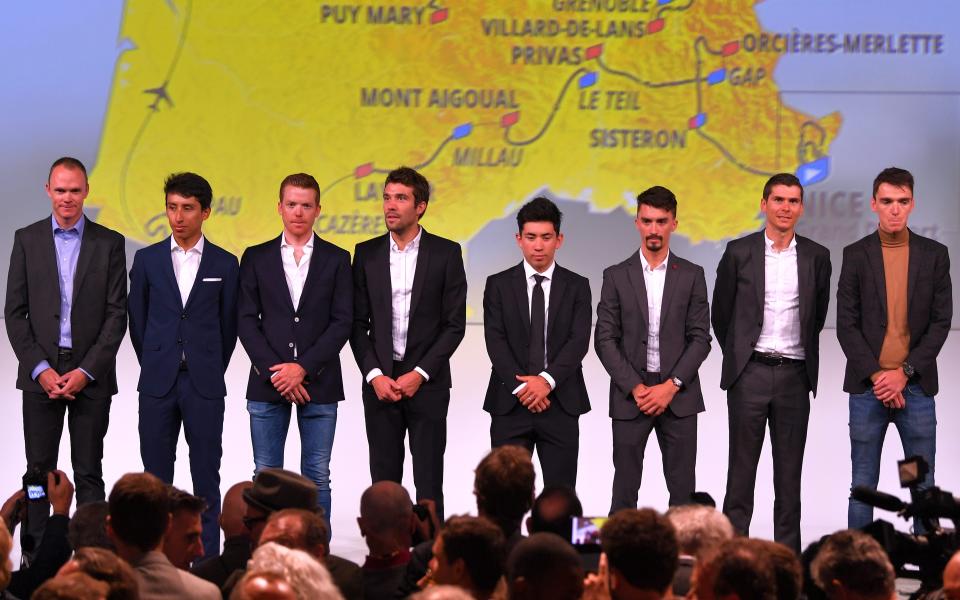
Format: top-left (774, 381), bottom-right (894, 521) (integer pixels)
top-left (171, 234), bottom-right (204, 306)
top-left (639, 250), bottom-right (669, 373)
top-left (280, 234), bottom-right (313, 359)
top-left (511, 261), bottom-right (558, 394)
top-left (755, 233), bottom-right (804, 359)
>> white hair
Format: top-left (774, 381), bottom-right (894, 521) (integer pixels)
top-left (247, 542), bottom-right (343, 600)
top-left (665, 504), bottom-right (734, 559)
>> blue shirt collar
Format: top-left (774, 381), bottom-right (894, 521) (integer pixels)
top-left (51, 213), bottom-right (85, 236)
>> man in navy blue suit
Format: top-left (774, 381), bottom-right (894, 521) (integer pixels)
top-left (238, 173), bottom-right (352, 526)
top-left (128, 172), bottom-right (240, 560)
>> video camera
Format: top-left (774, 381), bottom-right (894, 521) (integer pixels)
top-left (852, 456), bottom-right (959, 598)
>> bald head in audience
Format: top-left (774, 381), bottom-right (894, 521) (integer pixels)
top-left (358, 481), bottom-right (415, 556)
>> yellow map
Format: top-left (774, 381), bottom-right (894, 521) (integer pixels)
top-left (88, 0), bottom-right (841, 252)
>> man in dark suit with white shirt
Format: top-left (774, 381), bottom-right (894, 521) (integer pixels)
top-left (237, 173), bottom-right (352, 525)
top-left (350, 166), bottom-right (467, 520)
top-left (5, 156), bottom-right (127, 557)
top-left (595, 185), bottom-right (711, 514)
top-left (128, 172), bottom-right (240, 558)
top-left (482, 197), bottom-right (591, 489)
top-left (711, 173), bottom-right (831, 553)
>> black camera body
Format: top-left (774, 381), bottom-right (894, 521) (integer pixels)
top-left (22, 468), bottom-right (49, 501)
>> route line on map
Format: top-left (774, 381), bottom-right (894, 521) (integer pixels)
top-left (656, 0), bottom-right (695, 19)
top-left (596, 57), bottom-right (699, 88)
top-left (503, 67), bottom-right (588, 146)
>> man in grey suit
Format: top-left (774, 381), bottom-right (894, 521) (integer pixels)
top-left (596, 185), bottom-right (711, 514)
top-left (5, 156), bottom-right (127, 556)
top-left (712, 173), bottom-right (831, 553)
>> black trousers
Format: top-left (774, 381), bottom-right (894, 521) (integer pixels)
top-left (722, 359), bottom-right (809, 554)
top-left (22, 350), bottom-right (110, 555)
top-left (490, 399), bottom-right (579, 490)
top-left (362, 362), bottom-right (448, 520)
top-left (610, 372), bottom-right (697, 514)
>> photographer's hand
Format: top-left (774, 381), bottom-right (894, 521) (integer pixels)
top-left (47, 470), bottom-right (74, 516)
top-left (0, 489), bottom-right (25, 533)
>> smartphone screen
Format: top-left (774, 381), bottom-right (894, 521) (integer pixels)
top-left (571, 516), bottom-right (607, 548)
top-left (26, 484), bottom-right (46, 500)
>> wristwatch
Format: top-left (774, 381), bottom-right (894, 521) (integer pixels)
top-left (902, 362), bottom-right (916, 379)
top-left (670, 376), bottom-right (683, 389)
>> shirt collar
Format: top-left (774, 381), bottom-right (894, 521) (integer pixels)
top-left (171, 234), bottom-right (205, 254)
top-left (281, 233), bottom-right (314, 249)
top-left (51, 213), bottom-right (85, 236)
top-left (764, 232), bottom-right (797, 253)
top-left (523, 259), bottom-right (556, 281)
top-left (638, 250), bottom-right (669, 272)
top-left (390, 226), bottom-right (423, 252)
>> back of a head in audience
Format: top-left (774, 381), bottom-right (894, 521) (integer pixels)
top-left (358, 481), bottom-right (414, 555)
top-left (33, 571), bottom-right (110, 600)
top-left (57, 547), bottom-right (139, 600)
top-left (695, 538), bottom-right (777, 600)
top-left (242, 469), bottom-right (319, 547)
top-left (430, 515), bottom-right (505, 597)
top-left (260, 508), bottom-right (329, 560)
top-left (69, 501), bottom-right (114, 552)
top-left (526, 486), bottom-right (582, 542)
top-left (811, 529), bottom-right (896, 600)
top-left (107, 472), bottom-right (170, 560)
top-left (222, 481), bottom-right (254, 540)
top-left (474, 446), bottom-right (535, 537)
top-left (164, 485), bottom-right (207, 569)
top-left (246, 542), bottom-right (343, 600)
top-left (506, 532), bottom-right (583, 600)
top-left (230, 570), bottom-right (297, 600)
top-left (943, 550), bottom-right (960, 600)
top-left (601, 508), bottom-right (678, 599)
top-left (411, 585), bottom-right (475, 600)
top-left (665, 503), bottom-right (734, 560)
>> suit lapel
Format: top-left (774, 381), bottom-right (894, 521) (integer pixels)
top-left (865, 232), bottom-right (888, 316)
top-left (37, 221), bottom-right (59, 297)
top-left (547, 265), bottom-right (565, 347)
top-left (751, 232), bottom-right (765, 311)
top-left (162, 238), bottom-right (184, 309)
top-left (513, 263), bottom-right (531, 334)
top-left (659, 254), bottom-right (678, 332)
top-left (409, 230), bottom-right (430, 318)
top-left (183, 240), bottom-right (213, 310)
top-left (906, 228), bottom-right (920, 305)
top-left (72, 217), bottom-right (95, 304)
top-left (371, 234), bottom-right (393, 324)
top-left (298, 234), bottom-right (326, 309)
top-left (796, 237), bottom-right (812, 341)
top-left (625, 253), bottom-right (650, 329)
top-left (271, 235), bottom-right (296, 312)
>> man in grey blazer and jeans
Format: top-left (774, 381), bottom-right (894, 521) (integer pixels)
top-left (596, 185), bottom-right (711, 514)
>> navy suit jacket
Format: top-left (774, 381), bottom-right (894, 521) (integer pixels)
top-left (238, 234), bottom-right (352, 403)
top-left (128, 237), bottom-right (239, 399)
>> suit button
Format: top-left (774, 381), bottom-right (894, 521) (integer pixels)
top-left (294, 317), bottom-right (300, 323)
top-left (288, 342), bottom-right (294, 348)
top-left (177, 338), bottom-right (183, 344)
top-left (181, 313), bottom-right (187, 319)
top-left (750, 341), bottom-right (756, 347)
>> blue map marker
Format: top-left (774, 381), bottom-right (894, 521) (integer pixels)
top-left (707, 68), bottom-right (726, 85)
top-left (796, 156), bottom-right (830, 185)
top-left (658, 0), bottom-right (673, 4)
top-left (452, 123), bottom-right (473, 140)
top-left (578, 71), bottom-right (598, 89)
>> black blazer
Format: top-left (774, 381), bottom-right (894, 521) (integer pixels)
top-left (5, 216), bottom-right (127, 399)
top-left (350, 229), bottom-right (467, 391)
top-left (711, 231), bottom-right (832, 395)
top-left (836, 229), bottom-right (952, 396)
top-left (482, 262), bottom-right (592, 417)
top-left (595, 251), bottom-right (712, 420)
top-left (237, 234), bottom-right (352, 403)
top-left (128, 237), bottom-right (239, 399)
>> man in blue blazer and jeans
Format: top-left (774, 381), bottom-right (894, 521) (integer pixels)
top-left (128, 172), bottom-right (240, 559)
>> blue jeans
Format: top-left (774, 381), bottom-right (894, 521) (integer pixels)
top-left (247, 400), bottom-right (338, 524)
top-left (848, 384), bottom-right (936, 531)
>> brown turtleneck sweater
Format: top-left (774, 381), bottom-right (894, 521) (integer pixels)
top-left (875, 228), bottom-right (910, 376)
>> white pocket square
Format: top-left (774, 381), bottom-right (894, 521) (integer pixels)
top-left (202, 277), bottom-right (222, 282)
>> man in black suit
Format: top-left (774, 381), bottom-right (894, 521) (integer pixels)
top-left (237, 173), bottom-right (352, 525)
top-left (482, 197), bottom-right (591, 489)
top-left (5, 157), bottom-right (127, 556)
top-left (837, 167), bottom-right (952, 529)
top-left (595, 186), bottom-right (711, 513)
top-left (350, 166), bottom-right (467, 520)
top-left (711, 172), bottom-right (831, 554)
top-left (128, 172), bottom-right (239, 558)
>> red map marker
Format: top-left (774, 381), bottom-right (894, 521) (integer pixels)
top-left (647, 19), bottom-right (665, 34)
top-left (501, 112), bottom-right (520, 127)
top-left (586, 44), bottom-right (603, 60)
top-left (355, 163), bottom-right (374, 178)
top-left (431, 9), bottom-right (448, 24)
top-left (722, 41), bottom-right (740, 56)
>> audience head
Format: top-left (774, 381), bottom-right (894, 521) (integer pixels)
top-left (411, 586), bottom-right (475, 600)
top-left (242, 469), bottom-right (319, 545)
top-left (943, 550), bottom-right (960, 600)
top-left (221, 481), bottom-right (254, 539)
top-left (430, 515), bottom-right (505, 597)
top-left (755, 539), bottom-right (802, 600)
top-left (811, 529), bottom-right (896, 600)
top-left (474, 446), bottom-right (535, 536)
top-left (0, 521), bottom-right (11, 591)
top-left (358, 481), bottom-right (415, 554)
top-left (601, 508), bottom-right (678, 598)
top-left (57, 547), bottom-right (139, 600)
top-left (666, 503), bottom-right (734, 560)
top-left (695, 538), bottom-right (777, 600)
top-left (526, 486), bottom-right (582, 542)
top-left (68, 501), bottom-right (114, 551)
top-left (230, 570), bottom-right (297, 600)
top-left (246, 542), bottom-right (343, 600)
top-left (107, 472), bottom-right (170, 556)
top-left (260, 508), bottom-right (329, 561)
top-left (33, 571), bottom-right (110, 600)
top-left (163, 485), bottom-right (207, 568)
top-left (506, 532), bottom-right (584, 600)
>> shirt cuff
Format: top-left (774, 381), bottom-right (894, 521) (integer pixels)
top-left (32, 360), bottom-right (52, 381)
top-left (511, 382), bottom-right (527, 395)
top-left (79, 367), bottom-right (94, 382)
top-left (539, 371), bottom-right (556, 390)
top-left (414, 366), bottom-right (430, 382)
top-left (365, 368), bottom-right (384, 384)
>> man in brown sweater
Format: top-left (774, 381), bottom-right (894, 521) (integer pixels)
top-left (837, 167), bottom-right (952, 530)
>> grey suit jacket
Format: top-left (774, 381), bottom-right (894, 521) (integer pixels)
top-left (134, 551), bottom-right (220, 600)
top-left (595, 250), bottom-right (712, 419)
top-left (4, 215), bottom-right (127, 398)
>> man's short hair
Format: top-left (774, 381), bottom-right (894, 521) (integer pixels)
top-left (529, 485), bottom-right (583, 541)
top-left (601, 508), bottom-right (678, 593)
top-left (359, 481), bottom-right (413, 536)
top-left (755, 539), bottom-right (803, 600)
top-left (48, 156), bottom-right (88, 182)
top-left (665, 504), bottom-right (734, 560)
top-left (811, 529), bottom-right (895, 600)
top-left (164, 172), bottom-right (213, 210)
top-left (385, 166), bottom-right (430, 210)
top-left (247, 542), bottom-right (340, 599)
top-left (636, 185), bottom-right (678, 218)
top-left (441, 516), bottom-right (505, 595)
top-left (70, 547), bottom-right (139, 600)
top-left (517, 197), bottom-right (562, 234)
top-left (762, 173), bottom-right (804, 201)
top-left (266, 508), bottom-right (329, 552)
top-left (168, 485), bottom-right (207, 516)
top-left (707, 538), bottom-right (778, 600)
top-left (474, 446), bottom-right (535, 534)
top-left (278, 173), bottom-right (321, 205)
top-left (506, 532), bottom-right (584, 599)
top-left (33, 572), bottom-right (110, 600)
top-left (68, 501), bottom-right (114, 551)
top-left (872, 166), bottom-right (914, 196)
top-left (108, 472), bottom-right (170, 553)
